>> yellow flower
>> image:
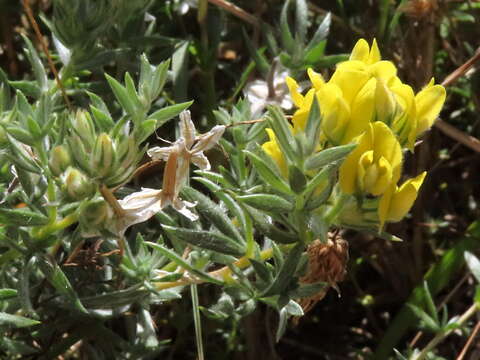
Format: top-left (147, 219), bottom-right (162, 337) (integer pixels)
top-left (300, 68), bottom-right (373, 145)
top-left (285, 38), bottom-right (445, 150)
top-left (378, 171), bottom-right (427, 228)
top-left (334, 38), bottom-right (398, 87)
top-left (262, 128), bottom-right (288, 177)
top-left (375, 79), bottom-right (397, 124)
top-left (339, 122), bottom-right (402, 196)
top-left (316, 82), bottom-right (351, 143)
top-left (415, 78), bottom-right (446, 136)
top-left (349, 38), bottom-right (381, 64)
top-left (292, 39), bottom-right (401, 145)
top-left (307, 68), bottom-right (325, 90)
top-left (285, 76), bottom-right (306, 108)
top-left (389, 82), bottom-right (417, 149)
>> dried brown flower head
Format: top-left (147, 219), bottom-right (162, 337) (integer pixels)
top-left (297, 235), bottom-right (349, 314)
top-left (401, 0), bottom-right (438, 20)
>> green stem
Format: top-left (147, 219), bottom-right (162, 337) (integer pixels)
top-left (198, 0), bottom-right (217, 126)
top-left (46, 179), bottom-right (57, 224)
top-left (412, 303), bottom-right (479, 360)
top-left (324, 193), bottom-right (348, 225)
top-left (378, 0), bottom-right (391, 40)
top-left (191, 284), bottom-right (205, 360)
top-left (156, 246), bottom-right (276, 290)
top-left (385, 0), bottom-right (409, 45)
top-left (294, 209), bottom-right (307, 244)
top-left (32, 212), bottom-right (79, 240)
top-left (244, 211), bottom-right (255, 258)
top-left (100, 185), bottom-right (125, 217)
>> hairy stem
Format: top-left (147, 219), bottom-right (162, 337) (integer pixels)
top-left (32, 212), bottom-right (79, 240)
top-left (191, 284), bottom-right (205, 360)
top-left (156, 246), bottom-right (276, 290)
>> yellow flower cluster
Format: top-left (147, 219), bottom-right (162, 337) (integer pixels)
top-left (286, 39), bottom-right (446, 148)
top-left (262, 39), bottom-right (446, 229)
top-left (338, 121), bottom-right (426, 228)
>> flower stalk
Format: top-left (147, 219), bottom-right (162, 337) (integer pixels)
top-left (412, 303), bottom-right (479, 360)
top-left (156, 247), bottom-right (276, 290)
top-left (32, 212), bottom-right (79, 241)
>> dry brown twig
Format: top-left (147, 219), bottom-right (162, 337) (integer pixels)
top-left (434, 47), bottom-right (480, 153)
top-left (22, 0), bottom-right (72, 110)
top-left (455, 320), bottom-right (480, 360)
top-left (207, 0), bottom-right (259, 27)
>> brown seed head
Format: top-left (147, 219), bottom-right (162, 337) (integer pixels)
top-left (296, 235), bottom-right (349, 316)
top-left (300, 236), bottom-right (349, 285)
top-left (401, 0), bottom-right (438, 20)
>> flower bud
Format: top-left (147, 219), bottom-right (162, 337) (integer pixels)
top-left (62, 167), bottom-right (96, 200)
top-left (339, 122), bottom-right (402, 196)
top-left (118, 136), bottom-right (138, 168)
top-left (415, 79), bottom-right (446, 137)
top-left (0, 127), bottom-right (7, 148)
top-left (79, 198), bottom-right (112, 228)
top-left (389, 83), bottom-right (416, 149)
top-left (262, 128), bottom-right (288, 177)
top-left (375, 79), bottom-right (396, 124)
top-left (318, 83), bottom-right (351, 145)
top-left (91, 133), bottom-right (116, 178)
top-left (67, 135), bottom-right (92, 175)
top-left (49, 145), bottom-right (72, 176)
top-left (72, 110), bottom-right (96, 150)
top-left (378, 171), bottom-right (427, 229)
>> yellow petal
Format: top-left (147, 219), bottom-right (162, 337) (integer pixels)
top-left (350, 38), bottom-right (370, 62)
top-left (292, 89), bottom-right (315, 133)
top-left (357, 152), bottom-right (393, 196)
top-left (336, 60), bottom-right (367, 72)
top-left (265, 128), bottom-right (276, 141)
top-left (329, 67), bottom-right (370, 105)
top-left (387, 75), bottom-right (403, 88)
top-left (385, 171), bottom-right (427, 222)
top-left (262, 129), bottom-right (288, 177)
top-left (368, 61), bottom-right (397, 82)
top-left (370, 156), bottom-right (393, 195)
top-left (368, 38), bottom-right (381, 64)
top-left (391, 83), bottom-right (415, 115)
top-left (307, 68), bottom-right (325, 91)
top-left (391, 83), bottom-right (417, 148)
top-left (345, 78), bottom-right (376, 142)
top-left (375, 79), bottom-right (396, 123)
top-left (319, 84), bottom-right (351, 144)
top-left (371, 122), bottom-right (402, 183)
top-left (339, 124), bottom-right (374, 194)
top-left (415, 83), bottom-right (446, 136)
top-left (378, 183), bottom-right (395, 230)
top-left (357, 150), bottom-right (374, 192)
top-left (286, 76), bottom-right (304, 108)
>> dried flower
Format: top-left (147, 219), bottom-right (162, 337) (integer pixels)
top-left (147, 110), bottom-right (225, 220)
top-left (82, 111), bottom-right (225, 237)
top-left (298, 236), bottom-right (349, 314)
top-left (244, 64), bottom-right (293, 118)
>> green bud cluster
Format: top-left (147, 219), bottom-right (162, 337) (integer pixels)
top-left (62, 167), bottom-right (96, 200)
top-left (49, 145), bottom-right (71, 176)
top-left (51, 0), bottom-right (155, 70)
top-left (0, 125), bottom-right (7, 147)
top-left (78, 197), bottom-right (112, 229)
top-left (62, 111), bottom-right (141, 187)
